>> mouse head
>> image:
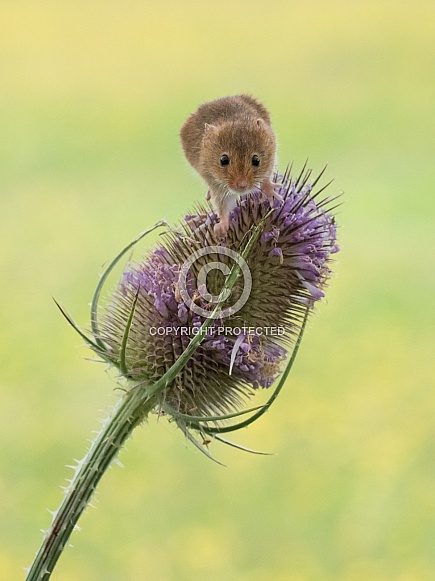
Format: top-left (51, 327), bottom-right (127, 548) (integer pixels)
top-left (199, 118), bottom-right (276, 194)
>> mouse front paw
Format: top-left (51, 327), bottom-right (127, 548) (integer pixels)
top-left (213, 220), bottom-right (229, 240)
top-left (262, 179), bottom-right (282, 201)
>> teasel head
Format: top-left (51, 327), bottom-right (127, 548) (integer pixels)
top-left (61, 164), bottom-right (339, 460)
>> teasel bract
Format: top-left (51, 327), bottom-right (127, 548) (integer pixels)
top-left (26, 164), bottom-right (339, 580)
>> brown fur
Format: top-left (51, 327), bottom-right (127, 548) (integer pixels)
top-left (180, 95), bottom-right (279, 238)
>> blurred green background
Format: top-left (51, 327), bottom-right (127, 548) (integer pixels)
top-left (1, 1), bottom-right (435, 579)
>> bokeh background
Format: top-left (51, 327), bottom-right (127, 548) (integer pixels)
top-left (1, 1), bottom-right (435, 579)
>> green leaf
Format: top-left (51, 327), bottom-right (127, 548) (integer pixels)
top-left (213, 434), bottom-right (273, 456)
top-left (119, 287), bottom-right (140, 376)
top-left (90, 220), bottom-right (170, 352)
top-left (162, 403), bottom-right (265, 424)
top-left (176, 420), bottom-right (225, 466)
top-left (53, 298), bottom-right (115, 364)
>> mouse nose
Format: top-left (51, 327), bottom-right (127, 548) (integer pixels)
top-left (234, 177), bottom-right (249, 191)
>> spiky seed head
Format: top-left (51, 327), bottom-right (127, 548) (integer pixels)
top-left (100, 168), bottom-right (339, 418)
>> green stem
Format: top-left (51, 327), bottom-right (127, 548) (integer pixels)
top-left (25, 388), bottom-right (157, 581)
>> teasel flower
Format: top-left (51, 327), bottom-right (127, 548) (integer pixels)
top-left (26, 164), bottom-right (339, 580)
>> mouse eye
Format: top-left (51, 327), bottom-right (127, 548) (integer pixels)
top-left (220, 154), bottom-right (230, 166)
top-left (252, 155), bottom-right (260, 167)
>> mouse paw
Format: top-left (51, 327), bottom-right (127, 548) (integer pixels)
top-left (214, 220), bottom-right (229, 240)
top-left (206, 190), bottom-right (211, 201)
top-left (262, 179), bottom-right (282, 201)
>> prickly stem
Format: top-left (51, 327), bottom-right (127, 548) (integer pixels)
top-left (25, 388), bottom-right (157, 581)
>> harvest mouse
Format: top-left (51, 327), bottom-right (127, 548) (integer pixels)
top-left (180, 94), bottom-right (281, 238)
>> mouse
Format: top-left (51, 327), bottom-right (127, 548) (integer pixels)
top-left (180, 94), bottom-right (281, 238)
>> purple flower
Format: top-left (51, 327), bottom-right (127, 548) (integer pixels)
top-left (100, 167), bottom-right (339, 418)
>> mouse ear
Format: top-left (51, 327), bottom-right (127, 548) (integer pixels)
top-left (204, 123), bottom-right (218, 134)
top-left (256, 118), bottom-right (266, 128)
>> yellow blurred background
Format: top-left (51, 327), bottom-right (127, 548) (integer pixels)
top-left (1, 1), bottom-right (434, 579)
